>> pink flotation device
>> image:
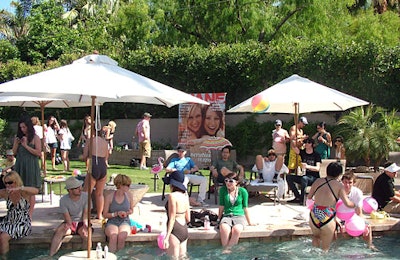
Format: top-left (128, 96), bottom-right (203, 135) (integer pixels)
top-left (306, 199), bottom-right (314, 210)
top-left (345, 214), bottom-right (366, 237)
top-left (157, 232), bottom-right (167, 249)
top-left (336, 199), bottom-right (355, 221)
top-left (362, 197), bottom-right (378, 214)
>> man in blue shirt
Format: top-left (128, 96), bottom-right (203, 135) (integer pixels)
top-left (166, 146), bottom-right (208, 206)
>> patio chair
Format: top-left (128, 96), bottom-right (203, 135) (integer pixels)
top-left (160, 151), bottom-right (201, 200)
top-left (247, 165), bottom-right (288, 205)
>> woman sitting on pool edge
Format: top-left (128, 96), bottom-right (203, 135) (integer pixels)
top-left (218, 172), bottom-right (255, 249)
top-left (0, 171), bottom-right (39, 255)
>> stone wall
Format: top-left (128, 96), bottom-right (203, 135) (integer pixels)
top-left (109, 149), bottom-right (236, 169)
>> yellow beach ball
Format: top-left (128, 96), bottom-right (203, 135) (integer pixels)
top-left (251, 93), bottom-right (270, 113)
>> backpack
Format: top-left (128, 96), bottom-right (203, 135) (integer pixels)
top-left (55, 154), bottom-right (63, 165)
top-left (189, 209), bottom-right (218, 228)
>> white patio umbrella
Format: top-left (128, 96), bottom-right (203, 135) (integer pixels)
top-left (228, 74), bottom-right (369, 173)
top-left (227, 74), bottom-right (369, 114)
top-left (0, 55), bottom-right (208, 107)
top-left (0, 96), bottom-right (94, 174)
top-left (0, 54), bottom-right (209, 258)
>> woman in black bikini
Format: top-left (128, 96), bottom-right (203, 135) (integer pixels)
top-left (307, 162), bottom-right (355, 251)
top-left (163, 171), bottom-right (190, 258)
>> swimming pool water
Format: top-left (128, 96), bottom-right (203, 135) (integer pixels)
top-left (18, 233), bottom-right (400, 259)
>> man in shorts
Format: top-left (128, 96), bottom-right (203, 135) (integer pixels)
top-left (136, 112), bottom-right (152, 170)
top-left (288, 116), bottom-right (308, 174)
top-left (272, 119), bottom-right (290, 181)
top-left (49, 177), bottom-right (89, 256)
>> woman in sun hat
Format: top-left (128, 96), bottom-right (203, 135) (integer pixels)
top-left (162, 171), bottom-right (190, 258)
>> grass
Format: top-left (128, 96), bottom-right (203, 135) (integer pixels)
top-left (43, 160), bottom-right (169, 196)
top-left (44, 160), bottom-right (252, 196)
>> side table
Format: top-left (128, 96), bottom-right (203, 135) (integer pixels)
top-left (43, 176), bottom-right (66, 205)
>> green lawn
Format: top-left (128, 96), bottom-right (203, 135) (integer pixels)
top-left (44, 160), bottom-right (169, 195)
top-left (44, 160), bottom-right (252, 196)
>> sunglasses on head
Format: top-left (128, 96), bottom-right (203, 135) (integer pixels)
top-left (4, 181), bottom-right (14, 185)
top-left (224, 178), bottom-right (236, 183)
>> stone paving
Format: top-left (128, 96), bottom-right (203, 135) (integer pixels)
top-left (2, 191), bottom-right (400, 251)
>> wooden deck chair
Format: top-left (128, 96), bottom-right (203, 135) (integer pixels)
top-left (247, 164), bottom-right (289, 205)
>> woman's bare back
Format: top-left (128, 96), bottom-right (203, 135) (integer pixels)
top-left (309, 177), bottom-right (343, 207)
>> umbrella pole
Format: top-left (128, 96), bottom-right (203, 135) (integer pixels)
top-left (87, 96), bottom-right (95, 258)
top-left (40, 104), bottom-right (47, 176)
top-left (294, 103), bottom-right (300, 175)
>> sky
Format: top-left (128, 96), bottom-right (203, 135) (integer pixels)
top-left (0, 0), bottom-right (14, 12)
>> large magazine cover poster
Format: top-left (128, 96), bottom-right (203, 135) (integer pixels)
top-left (178, 93), bottom-right (228, 168)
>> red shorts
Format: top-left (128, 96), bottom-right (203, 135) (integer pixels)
top-left (69, 221), bottom-right (84, 234)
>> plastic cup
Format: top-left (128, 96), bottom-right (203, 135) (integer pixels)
top-left (131, 226), bottom-right (137, 234)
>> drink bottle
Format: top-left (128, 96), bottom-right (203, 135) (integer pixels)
top-left (204, 215), bottom-right (210, 230)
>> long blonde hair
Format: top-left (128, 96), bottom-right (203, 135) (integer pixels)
top-left (3, 171), bottom-right (23, 187)
top-left (108, 121), bottom-right (116, 132)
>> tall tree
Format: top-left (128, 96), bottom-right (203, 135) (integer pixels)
top-left (16, 0), bottom-right (77, 63)
top-left (0, 1), bottom-right (31, 43)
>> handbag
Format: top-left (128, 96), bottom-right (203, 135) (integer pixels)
top-left (68, 130), bottom-right (75, 143)
top-left (44, 143), bottom-right (51, 153)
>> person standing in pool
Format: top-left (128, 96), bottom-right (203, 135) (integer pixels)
top-left (307, 162), bottom-right (355, 251)
top-left (162, 171), bottom-right (190, 258)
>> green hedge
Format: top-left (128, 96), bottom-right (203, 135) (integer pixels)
top-left (124, 41), bottom-right (399, 112)
top-left (1, 40), bottom-right (399, 118)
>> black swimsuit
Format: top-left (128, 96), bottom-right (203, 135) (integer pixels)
top-left (165, 202), bottom-right (188, 243)
top-left (309, 178), bottom-right (339, 228)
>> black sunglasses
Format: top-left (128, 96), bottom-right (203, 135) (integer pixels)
top-left (4, 181), bottom-right (14, 185)
top-left (224, 178), bottom-right (236, 183)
